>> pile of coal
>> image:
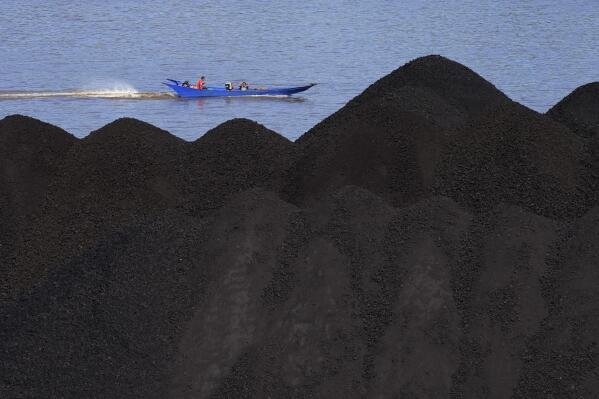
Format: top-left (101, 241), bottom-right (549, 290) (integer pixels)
top-left (547, 82), bottom-right (599, 137)
top-left (286, 55), bottom-right (513, 207)
top-left (433, 102), bottom-right (587, 218)
top-left (185, 118), bottom-right (297, 213)
top-left (2, 55), bottom-right (599, 398)
top-left (0, 115), bottom-right (76, 301)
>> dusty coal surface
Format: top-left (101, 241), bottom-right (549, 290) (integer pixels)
top-left (2, 55), bottom-right (599, 398)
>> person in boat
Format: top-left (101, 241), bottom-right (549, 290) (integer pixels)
top-left (196, 76), bottom-right (206, 90)
top-left (239, 81), bottom-right (249, 91)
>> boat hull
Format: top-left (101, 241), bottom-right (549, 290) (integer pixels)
top-left (163, 81), bottom-right (316, 98)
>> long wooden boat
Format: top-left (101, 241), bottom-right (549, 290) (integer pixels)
top-left (163, 79), bottom-right (316, 97)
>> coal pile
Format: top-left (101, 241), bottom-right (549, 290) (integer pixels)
top-left (3, 118), bottom-right (187, 301)
top-left (349, 54), bottom-right (511, 123)
top-left (0, 115), bottom-right (75, 230)
top-left (3, 118), bottom-right (297, 302)
top-left (185, 118), bottom-right (297, 213)
top-left (547, 82), bottom-right (599, 137)
top-left (433, 102), bottom-right (587, 218)
top-left (286, 55), bottom-right (513, 207)
top-left (2, 56), bottom-right (599, 398)
top-left (0, 115), bottom-right (76, 301)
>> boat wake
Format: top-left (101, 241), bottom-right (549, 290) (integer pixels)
top-left (0, 88), bottom-right (175, 100)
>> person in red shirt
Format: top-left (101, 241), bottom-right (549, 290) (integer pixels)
top-left (196, 76), bottom-right (206, 90)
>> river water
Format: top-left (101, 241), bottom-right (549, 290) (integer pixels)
top-left (1, 0), bottom-right (598, 141)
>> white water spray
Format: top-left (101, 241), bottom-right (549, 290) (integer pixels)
top-left (0, 80), bottom-right (173, 100)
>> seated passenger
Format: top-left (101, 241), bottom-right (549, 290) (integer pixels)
top-left (239, 81), bottom-right (249, 91)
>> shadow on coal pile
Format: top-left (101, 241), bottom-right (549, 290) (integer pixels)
top-left (2, 55), bottom-right (599, 399)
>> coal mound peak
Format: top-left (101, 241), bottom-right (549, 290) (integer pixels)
top-left (0, 114), bottom-right (75, 144)
top-left (85, 117), bottom-right (185, 146)
top-left (547, 82), bottom-right (599, 137)
top-left (355, 55), bottom-right (511, 119)
top-left (196, 118), bottom-right (291, 145)
top-left (288, 55), bottom-right (515, 208)
top-left (186, 118), bottom-right (297, 213)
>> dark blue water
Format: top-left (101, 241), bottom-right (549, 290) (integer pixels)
top-left (1, 1), bottom-right (598, 140)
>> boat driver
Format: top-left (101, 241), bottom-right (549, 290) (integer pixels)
top-left (196, 76), bottom-right (206, 90)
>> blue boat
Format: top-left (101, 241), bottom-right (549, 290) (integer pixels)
top-left (163, 79), bottom-right (316, 97)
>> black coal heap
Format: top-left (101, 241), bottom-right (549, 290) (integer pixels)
top-left (2, 56), bottom-right (599, 398)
